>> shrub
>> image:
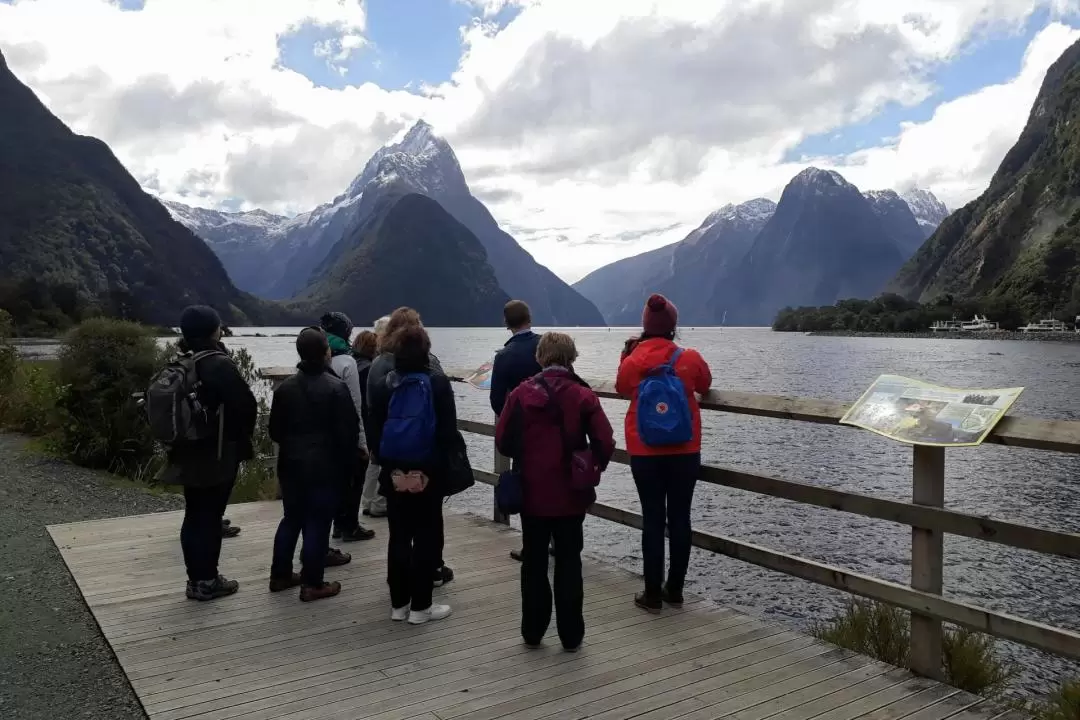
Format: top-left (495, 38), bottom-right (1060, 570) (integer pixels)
top-left (813, 600), bottom-right (1015, 696)
top-left (1032, 679), bottom-right (1080, 720)
top-left (0, 309), bottom-right (17, 395)
top-left (54, 318), bottom-right (161, 476)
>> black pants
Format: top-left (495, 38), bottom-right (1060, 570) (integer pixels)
top-left (387, 491), bottom-right (442, 611)
top-left (180, 469), bottom-right (238, 583)
top-left (434, 502), bottom-right (445, 570)
top-left (272, 479), bottom-right (338, 587)
top-left (335, 454), bottom-right (367, 533)
top-left (631, 453), bottom-right (700, 597)
top-left (521, 514), bottom-right (585, 648)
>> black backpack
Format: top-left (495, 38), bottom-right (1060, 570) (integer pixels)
top-left (145, 350), bottom-right (225, 449)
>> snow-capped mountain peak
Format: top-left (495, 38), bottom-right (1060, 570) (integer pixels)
top-left (344, 119), bottom-right (468, 200)
top-left (791, 167), bottom-right (852, 189)
top-left (901, 187), bottom-right (949, 231)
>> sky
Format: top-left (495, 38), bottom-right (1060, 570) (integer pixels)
top-left (3, 0), bottom-right (1080, 283)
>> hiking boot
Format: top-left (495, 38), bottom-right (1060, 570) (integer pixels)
top-left (325, 548), bottom-right (352, 567)
top-left (268, 572), bottom-right (302, 593)
top-left (634, 592), bottom-right (662, 614)
top-left (300, 582), bottom-right (341, 602)
top-left (662, 586), bottom-right (684, 608)
top-left (433, 565), bottom-right (454, 587)
top-left (391, 605), bottom-right (410, 622)
top-left (186, 575), bottom-right (240, 601)
top-left (510, 549), bottom-right (523, 562)
top-left (221, 523), bottom-right (241, 539)
top-left (339, 525), bottom-right (375, 542)
top-left (408, 604), bottom-right (452, 625)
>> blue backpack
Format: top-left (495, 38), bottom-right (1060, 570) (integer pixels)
top-left (636, 348), bottom-right (693, 447)
top-left (379, 372), bottom-right (437, 464)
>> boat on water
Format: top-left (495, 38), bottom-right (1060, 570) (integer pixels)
top-left (929, 315), bottom-right (998, 332)
top-left (930, 319), bottom-right (964, 332)
top-left (1020, 318), bottom-right (1070, 333)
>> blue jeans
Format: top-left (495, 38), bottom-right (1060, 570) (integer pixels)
top-left (180, 456), bottom-right (238, 583)
top-left (271, 479), bottom-right (338, 587)
top-left (631, 453), bottom-right (700, 597)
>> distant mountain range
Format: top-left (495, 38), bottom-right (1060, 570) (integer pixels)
top-left (890, 35), bottom-right (1080, 319)
top-left (574, 170), bottom-right (948, 326)
top-left (0, 47), bottom-right (292, 330)
top-left (166, 121), bottom-right (604, 327)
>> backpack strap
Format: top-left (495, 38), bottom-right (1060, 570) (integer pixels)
top-left (663, 347), bottom-right (685, 370)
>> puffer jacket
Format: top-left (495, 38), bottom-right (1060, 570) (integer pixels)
top-left (495, 367), bottom-right (615, 517)
top-left (269, 361), bottom-right (359, 484)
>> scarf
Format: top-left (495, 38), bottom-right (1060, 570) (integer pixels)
top-left (327, 333), bottom-right (351, 356)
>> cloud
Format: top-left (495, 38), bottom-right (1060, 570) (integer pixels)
top-left (1, 0), bottom-right (1078, 281)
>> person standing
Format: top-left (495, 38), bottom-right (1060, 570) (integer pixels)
top-left (360, 317), bottom-right (391, 519)
top-left (615, 294), bottom-right (712, 613)
top-left (268, 327), bottom-right (360, 601)
top-left (320, 312), bottom-right (375, 543)
top-left (367, 324), bottom-right (458, 623)
top-left (488, 300), bottom-right (542, 563)
top-left (161, 306), bottom-right (257, 601)
top-left (495, 332), bottom-right (614, 651)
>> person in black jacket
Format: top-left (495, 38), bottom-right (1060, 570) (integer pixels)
top-left (268, 327), bottom-right (360, 602)
top-left (163, 306), bottom-right (258, 601)
top-left (489, 300), bottom-right (542, 562)
top-left (368, 324), bottom-right (458, 624)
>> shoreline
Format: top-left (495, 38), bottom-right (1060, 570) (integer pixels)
top-left (803, 329), bottom-right (1080, 343)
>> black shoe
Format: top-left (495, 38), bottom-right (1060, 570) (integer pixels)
top-left (433, 565), bottom-right (454, 587)
top-left (362, 509), bottom-right (371, 517)
top-left (662, 587), bottom-right (684, 608)
top-left (634, 592), bottom-right (662, 614)
top-left (221, 524), bottom-right (241, 539)
top-left (510, 549), bottom-right (523, 562)
top-left (186, 575), bottom-right (240, 601)
top-left (325, 548), bottom-right (352, 567)
top-left (339, 526), bottom-right (376, 542)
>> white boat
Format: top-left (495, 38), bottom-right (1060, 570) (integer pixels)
top-left (1020, 318), bottom-right (1069, 333)
top-left (929, 319), bottom-right (964, 332)
top-left (960, 315), bottom-right (998, 331)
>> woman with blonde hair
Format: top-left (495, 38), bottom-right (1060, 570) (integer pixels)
top-left (495, 332), bottom-right (615, 651)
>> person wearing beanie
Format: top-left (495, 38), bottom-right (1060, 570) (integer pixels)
top-left (615, 293), bottom-right (712, 614)
top-left (165, 305), bottom-right (258, 601)
top-left (268, 327), bottom-right (360, 602)
top-left (319, 312), bottom-right (375, 543)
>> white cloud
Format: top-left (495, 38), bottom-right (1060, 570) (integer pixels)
top-left (1, 0), bottom-right (1078, 283)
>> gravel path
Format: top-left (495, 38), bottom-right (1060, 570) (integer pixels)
top-left (0, 434), bottom-right (183, 720)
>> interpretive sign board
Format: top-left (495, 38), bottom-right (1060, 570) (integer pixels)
top-left (464, 359), bottom-right (494, 390)
top-left (840, 374), bottom-right (1024, 446)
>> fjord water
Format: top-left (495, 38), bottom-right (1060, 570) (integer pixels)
top-left (243, 327), bottom-right (1080, 691)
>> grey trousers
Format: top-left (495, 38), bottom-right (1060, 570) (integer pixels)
top-left (361, 461), bottom-right (387, 515)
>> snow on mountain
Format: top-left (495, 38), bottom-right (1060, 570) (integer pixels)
top-left (790, 167), bottom-right (853, 190)
top-left (162, 200), bottom-right (287, 243)
top-left (901, 188), bottom-right (949, 235)
top-left (687, 199), bottom-right (777, 246)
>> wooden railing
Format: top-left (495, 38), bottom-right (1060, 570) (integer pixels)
top-left (260, 366), bottom-right (1080, 681)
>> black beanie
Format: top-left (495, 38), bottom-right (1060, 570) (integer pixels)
top-left (320, 311), bottom-right (353, 340)
top-left (180, 305), bottom-right (222, 340)
top-left (296, 327), bottom-right (329, 364)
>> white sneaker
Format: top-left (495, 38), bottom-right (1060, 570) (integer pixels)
top-left (407, 604), bottom-right (452, 625)
top-left (391, 605), bottom-right (410, 622)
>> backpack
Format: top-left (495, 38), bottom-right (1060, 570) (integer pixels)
top-left (145, 350), bottom-right (224, 448)
top-left (379, 372), bottom-right (437, 464)
top-left (636, 348), bottom-right (693, 447)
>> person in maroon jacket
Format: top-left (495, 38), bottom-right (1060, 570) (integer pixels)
top-left (495, 332), bottom-right (615, 652)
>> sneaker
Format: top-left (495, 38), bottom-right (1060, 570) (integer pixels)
top-left (325, 548), bottom-right (352, 567)
top-left (186, 575), bottom-right (240, 601)
top-left (391, 605), bottom-right (410, 622)
top-left (408, 604), bottom-right (452, 625)
top-left (268, 572), bottom-right (302, 593)
top-left (433, 565), bottom-right (454, 587)
top-left (662, 587), bottom-right (684, 608)
top-left (300, 581), bottom-right (341, 602)
top-left (339, 526), bottom-right (376, 542)
top-left (634, 592), bottom-right (662, 614)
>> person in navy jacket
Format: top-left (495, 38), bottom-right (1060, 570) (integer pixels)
top-left (489, 300), bottom-right (543, 562)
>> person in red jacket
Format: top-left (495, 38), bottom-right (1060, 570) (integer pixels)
top-left (495, 332), bottom-right (615, 651)
top-left (616, 294), bottom-right (712, 613)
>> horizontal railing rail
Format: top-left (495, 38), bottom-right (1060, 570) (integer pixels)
top-left (260, 366), bottom-right (1080, 680)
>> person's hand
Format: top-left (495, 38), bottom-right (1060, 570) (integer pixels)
top-left (621, 337), bottom-right (640, 360)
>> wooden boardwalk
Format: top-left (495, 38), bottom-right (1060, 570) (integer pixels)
top-left (48, 502), bottom-right (1001, 720)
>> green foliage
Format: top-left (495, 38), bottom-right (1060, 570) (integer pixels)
top-left (53, 319), bottom-right (162, 476)
top-left (227, 345), bottom-right (278, 502)
top-left (1031, 679), bottom-right (1080, 720)
top-left (0, 361), bottom-right (64, 435)
top-left (813, 601), bottom-right (1015, 697)
top-left (0, 309), bottom-right (17, 395)
top-left (774, 294), bottom-right (1030, 332)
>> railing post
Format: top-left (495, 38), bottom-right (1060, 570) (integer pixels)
top-left (910, 445), bottom-right (945, 679)
top-left (493, 416), bottom-right (510, 525)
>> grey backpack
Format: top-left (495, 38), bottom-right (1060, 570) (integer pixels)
top-left (145, 350), bottom-right (224, 448)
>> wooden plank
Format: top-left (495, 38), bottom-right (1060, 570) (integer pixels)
top-left (911, 445), bottom-right (945, 680)
top-left (758, 669), bottom-right (918, 720)
top-left (806, 674), bottom-right (937, 720)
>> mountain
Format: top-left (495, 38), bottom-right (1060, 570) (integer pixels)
top-left (863, 189), bottom-right (927, 257)
top-left (889, 36), bottom-right (1080, 316)
top-left (901, 188), bottom-right (949, 238)
top-left (169, 120), bottom-right (605, 326)
top-left (0, 47), bottom-right (286, 329)
top-left (716, 168), bottom-right (906, 325)
top-left (573, 199), bottom-right (776, 325)
top-left (297, 192), bottom-right (509, 326)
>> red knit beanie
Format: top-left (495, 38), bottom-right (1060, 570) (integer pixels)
top-left (642, 294), bottom-right (678, 336)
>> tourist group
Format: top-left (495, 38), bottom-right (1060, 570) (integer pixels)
top-left (151, 293), bottom-right (711, 651)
